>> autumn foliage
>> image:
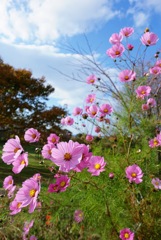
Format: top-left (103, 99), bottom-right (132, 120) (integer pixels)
top-left (0, 59), bottom-right (69, 141)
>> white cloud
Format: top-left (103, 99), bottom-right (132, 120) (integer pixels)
top-left (133, 12), bottom-right (149, 28)
top-left (0, 0), bottom-right (120, 44)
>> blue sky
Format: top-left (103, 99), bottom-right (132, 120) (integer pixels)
top-left (1, 0), bottom-right (161, 129)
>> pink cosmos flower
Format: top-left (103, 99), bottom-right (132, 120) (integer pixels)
top-left (23, 220), bottom-right (34, 235)
top-left (155, 59), bottom-right (161, 68)
top-left (94, 126), bottom-right (101, 133)
top-left (119, 70), bottom-right (136, 82)
top-left (47, 133), bottom-right (60, 144)
top-left (127, 44), bottom-right (134, 51)
top-left (9, 199), bottom-right (23, 215)
top-left (109, 172), bottom-right (114, 179)
top-left (85, 105), bottom-right (90, 113)
top-left (99, 103), bottom-right (113, 115)
top-left (30, 236), bottom-right (37, 240)
top-left (3, 175), bottom-right (14, 190)
top-left (109, 33), bottom-right (123, 44)
top-left (120, 27), bottom-right (134, 37)
top-left (2, 136), bottom-right (24, 165)
top-left (7, 185), bottom-right (16, 198)
top-left (41, 143), bottom-right (55, 160)
top-left (151, 178), bottom-right (161, 189)
top-left (85, 94), bottom-right (96, 104)
top-left (87, 104), bottom-right (98, 118)
top-left (56, 175), bottom-right (70, 192)
top-left (48, 183), bottom-right (59, 193)
top-left (88, 156), bottom-right (106, 176)
top-left (74, 210), bottom-right (84, 223)
top-left (73, 107), bottom-right (83, 116)
top-left (149, 137), bottom-right (161, 148)
top-left (64, 116), bottom-right (74, 126)
top-left (142, 103), bottom-right (149, 111)
top-left (60, 117), bottom-right (66, 125)
top-left (119, 228), bottom-right (134, 240)
top-left (32, 173), bottom-right (41, 182)
top-left (147, 98), bottom-right (156, 107)
top-left (140, 32), bottom-right (159, 46)
top-left (74, 144), bottom-right (92, 172)
top-left (86, 74), bottom-right (97, 84)
top-left (85, 134), bottom-right (94, 142)
top-left (51, 140), bottom-right (83, 172)
top-left (24, 128), bottom-right (40, 143)
top-left (135, 85), bottom-right (151, 99)
top-left (125, 164), bottom-right (143, 184)
top-left (149, 66), bottom-right (161, 75)
top-left (97, 114), bottom-right (105, 122)
top-left (12, 152), bottom-right (28, 174)
top-left (14, 177), bottom-right (41, 213)
top-left (106, 43), bottom-right (125, 58)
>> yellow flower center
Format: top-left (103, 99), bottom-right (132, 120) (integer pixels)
top-left (32, 134), bottom-right (36, 139)
top-left (14, 147), bottom-right (20, 153)
top-left (115, 50), bottom-right (120, 55)
top-left (64, 153), bottom-right (71, 161)
top-left (155, 181), bottom-right (159, 186)
top-left (52, 138), bottom-right (56, 143)
top-left (124, 232), bottom-right (129, 239)
top-left (141, 90), bottom-right (145, 95)
top-left (53, 185), bottom-right (58, 190)
top-left (21, 160), bottom-right (25, 165)
top-left (48, 150), bottom-right (52, 154)
top-left (29, 189), bottom-right (36, 197)
top-left (131, 172), bottom-right (137, 178)
top-left (104, 109), bottom-right (108, 113)
top-left (60, 181), bottom-right (66, 187)
top-left (125, 76), bottom-right (129, 80)
top-left (17, 202), bottom-right (22, 208)
top-left (147, 40), bottom-right (151, 45)
top-left (92, 111), bottom-right (96, 115)
top-left (90, 79), bottom-right (95, 83)
top-left (153, 139), bottom-right (158, 146)
top-left (8, 180), bottom-right (13, 185)
top-left (95, 163), bottom-right (101, 170)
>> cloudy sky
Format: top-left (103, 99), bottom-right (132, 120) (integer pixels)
top-left (1, 0), bottom-right (161, 132)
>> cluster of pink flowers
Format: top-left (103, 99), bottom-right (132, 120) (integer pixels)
top-left (22, 220), bottom-right (36, 240)
top-left (42, 139), bottom-right (106, 176)
top-left (48, 174), bottom-right (70, 193)
top-left (9, 173), bottom-right (41, 215)
top-left (106, 27), bottom-right (134, 59)
top-left (2, 136), bottom-right (28, 174)
top-left (61, 116), bottom-right (74, 126)
top-left (142, 98), bottom-right (156, 111)
top-left (60, 90), bottom-right (113, 141)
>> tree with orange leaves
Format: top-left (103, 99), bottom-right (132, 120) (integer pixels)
top-left (0, 59), bottom-right (69, 141)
